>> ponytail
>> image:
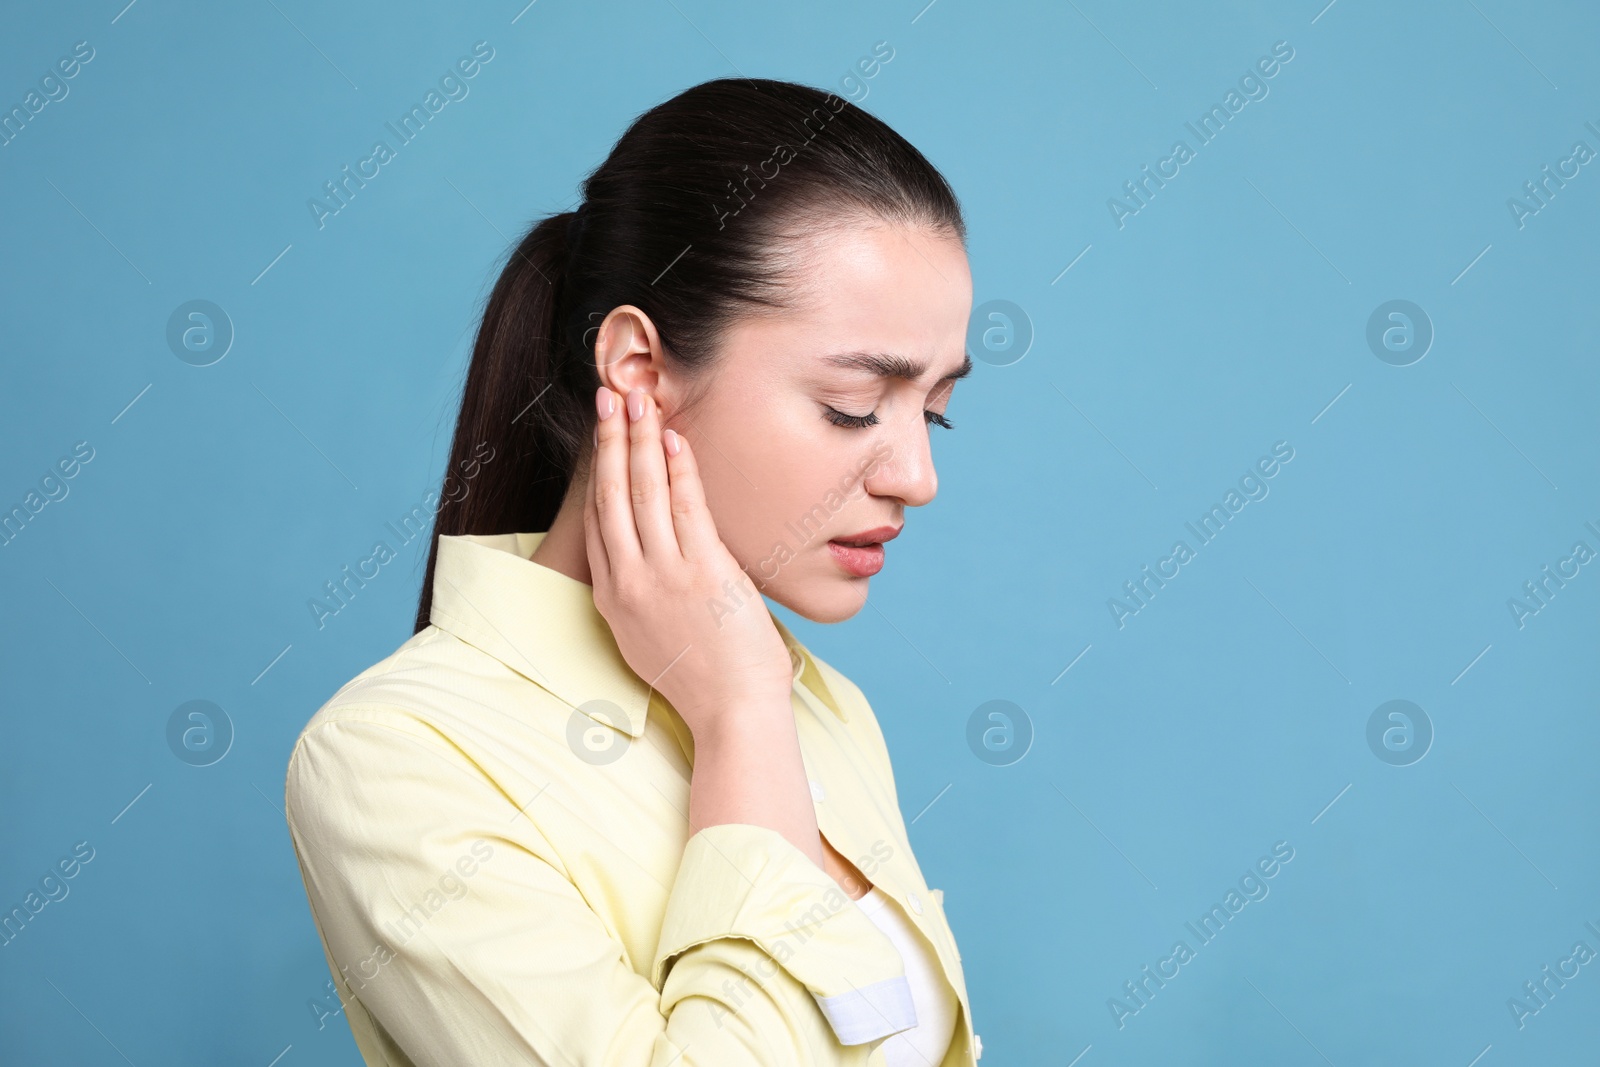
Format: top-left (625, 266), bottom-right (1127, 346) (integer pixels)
top-left (412, 213), bottom-right (585, 633)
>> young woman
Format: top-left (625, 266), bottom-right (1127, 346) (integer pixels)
top-left (285, 76), bottom-right (981, 1066)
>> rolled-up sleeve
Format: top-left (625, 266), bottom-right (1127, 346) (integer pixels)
top-left (652, 822), bottom-right (918, 1046)
top-left (284, 714), bottom-right (916, 1067)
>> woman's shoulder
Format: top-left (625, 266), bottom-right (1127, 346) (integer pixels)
top-left (283, 624), bottom-right (577, 852)
top-left (288, 622), bottom-right (572, 775)
top-left (293, 627), bottom-right (453, 741)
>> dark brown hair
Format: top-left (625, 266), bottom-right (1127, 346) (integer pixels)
top-left (413, 76), bottom-right (965, 633)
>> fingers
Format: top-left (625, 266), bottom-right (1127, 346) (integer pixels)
top-left (625, 388), bottom-right (680, 562)
top-left (660, 422), bottom-right (720, 563)
top-left (591, 385), bottom-right (639, 572)
top-left (582, 415), bottom-right (610, 589)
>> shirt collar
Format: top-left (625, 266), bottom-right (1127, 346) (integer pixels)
top-left (428, 532), bottom-right (848, 739)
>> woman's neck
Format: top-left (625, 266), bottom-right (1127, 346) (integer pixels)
top-left (528, 473), bottom-right (594, 586)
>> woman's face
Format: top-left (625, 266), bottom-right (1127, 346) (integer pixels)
top-left (663, 220), bottom-right (973, 623)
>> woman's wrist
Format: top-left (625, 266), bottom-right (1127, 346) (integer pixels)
top-left (686, 689), bottom-right (822, 868)
top-left (687, 686), bottom-right (795, 746)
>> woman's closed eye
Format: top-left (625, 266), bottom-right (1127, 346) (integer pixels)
top-left (823, 405), bottom-right (955, 430)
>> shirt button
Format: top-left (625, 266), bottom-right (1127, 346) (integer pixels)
top-left (809, 780), bottom-right (825, 802)
top-left (907, 891), bottom-right (923, 915)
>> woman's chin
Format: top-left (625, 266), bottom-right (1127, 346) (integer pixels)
top-left (772, 575), bottom-right (870, 624)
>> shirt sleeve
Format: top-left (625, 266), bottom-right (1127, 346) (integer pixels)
top-left (284, 714), bottom-right (918, 1067)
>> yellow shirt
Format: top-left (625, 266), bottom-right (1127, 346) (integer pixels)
top-left (284, 530), bottom-right (980, 1066)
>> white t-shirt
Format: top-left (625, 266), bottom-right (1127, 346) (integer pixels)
top-left (856, 886), bottom-right (958, 1066)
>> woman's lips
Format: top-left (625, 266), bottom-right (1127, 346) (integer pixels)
top-left (827, 539), bottom-right (885, 577)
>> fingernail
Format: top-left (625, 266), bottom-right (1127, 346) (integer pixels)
top-left (664, 428), bottom-right (681, 456)
top-left (626, 388), bottom-right (645, 422)
top-left (596, 386), bottom-right (616, 420)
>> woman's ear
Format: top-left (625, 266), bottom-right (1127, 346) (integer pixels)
top-left (593, 305), bottom-right (662, 393)
top-left (592, 304), bottom-right (682, 420)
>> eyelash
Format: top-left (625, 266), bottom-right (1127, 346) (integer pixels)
top-left (824, 406), bottom-right (955, 430)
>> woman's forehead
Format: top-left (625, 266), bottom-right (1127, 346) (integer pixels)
top-left (722, 225), bottom-right (970, 376)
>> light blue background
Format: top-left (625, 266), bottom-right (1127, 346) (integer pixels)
top-left (3, 1), bottom-right (1597, 1063)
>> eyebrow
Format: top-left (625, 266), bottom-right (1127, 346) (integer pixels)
top-left (821, 350), bottom-right (974, 384)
